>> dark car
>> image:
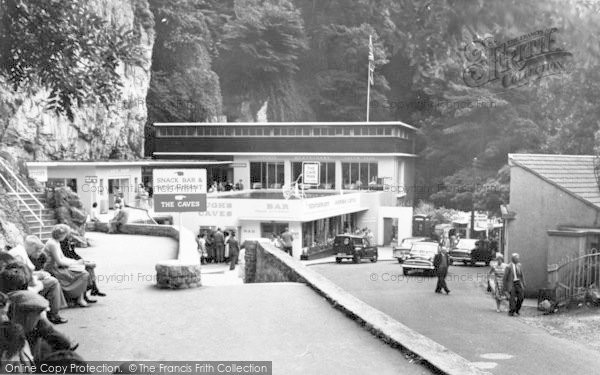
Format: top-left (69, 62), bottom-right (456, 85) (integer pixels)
top-left (334, 235), bottom-right (378, 263)
top-left (393, 237), bottom-right (430, 263)
top-left (402, 241), bottom-right (441, 276)
top-left (449, 239), bottom-right (493, 266)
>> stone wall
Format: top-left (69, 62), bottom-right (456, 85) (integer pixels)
top-left (244, 240), bottom-right (305, 284)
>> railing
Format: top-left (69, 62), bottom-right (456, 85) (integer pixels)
top-left (553, 251), bottom-right (600, 306)
top-left (0, 158), bottom-right (44, 236)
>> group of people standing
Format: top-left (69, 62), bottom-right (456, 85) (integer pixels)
top-left (196, 228), bottom-right (240, 270)
top-left (208, 180), bottom-right (244, 193)
top-left (433, 246), bottom-right (526, 316)
top-left (0, 224), bottom-right (107, 368)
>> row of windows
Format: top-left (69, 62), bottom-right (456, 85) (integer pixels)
top-left (156, 126), bottom-right (412, 139)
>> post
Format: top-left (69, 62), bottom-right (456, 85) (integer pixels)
top-left (178, 212), bottom-right (182, 254)
top-left (366, 69), bottom-right (371, 122)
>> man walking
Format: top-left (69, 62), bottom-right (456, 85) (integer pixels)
top-left (433, 245), bottom-right (451, 294)
top-left (213, 228), bottom-right (225, 263)
top-left (280, 228), bottom-right (294, 257)
top-left (504, 253), bottom-right (525, 316)
top-left (227, 233), bottom-right (240, 271)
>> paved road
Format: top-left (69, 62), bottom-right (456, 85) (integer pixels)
top-left (310, 257), bottom-right (600, 374)
top-left (58, 233), bottom-right (430, 375)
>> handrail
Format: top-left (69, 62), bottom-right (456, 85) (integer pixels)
top-left (0, 158), bottom-right (44, 210)
top-left (0, 172), bottom-right (44, 226)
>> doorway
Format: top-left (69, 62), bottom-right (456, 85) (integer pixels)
top-left (108, 178), bottom-right (130, 206)
top-left (383, 218), bottom-right (394, 246)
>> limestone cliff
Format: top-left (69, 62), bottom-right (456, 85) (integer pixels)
top-left (0, 0), bottom-right (155, 248)
top-left (0, 0), bottom-right (154, 162)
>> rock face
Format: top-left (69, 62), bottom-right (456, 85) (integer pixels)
top-left (49, 187), bottom-right (90, 247)
top-left (0, 0), bottom-right (154, 162)
top-left (0, 0), bottom-right (155, 246)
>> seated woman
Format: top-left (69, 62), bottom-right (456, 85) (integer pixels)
top-left (44, 224), bottom-right (90, 307)
top-left (60, 235), bottom-right (106, 301)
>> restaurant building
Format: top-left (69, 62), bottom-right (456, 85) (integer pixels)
top-left (151, 121), bottom-right (418, 258)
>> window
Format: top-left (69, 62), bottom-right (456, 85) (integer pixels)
top-left (342, 162), bottom-right (378, 189)
top-left (292, 162), bottom-right (336, 189)
top-left (313, 128), bottom-right (320, 136)
top-left (303, 128), bottom-right (311, 136)
top-left (368, 127), bottom-right (377, 136)
top-left (187, 127), bottom-right (196, 136)
top-left (249, 128), bottom-right (256, 136)
top-left (224, 127), bottom-right (233, 136)
top-left (343, 127), bottom-right (351, 136)
top-left (328, 128), bottom-right (336, 136)
top-left (384, 127), bottom-right (392, 136)
top-left (197, 127), bottom-right (204, 136)
top-left (242, 128), bottom-right (249, 136)
top-left (250, 162), bottom-right (285, 189)
top-left (217, 127), bottom-right (225, 136)
top-left (235, 127), bottom-right (241, 136)
top-left (335, 127), bottom-right (343, 135)
top-left (274, 128), bottom-right (281, 136)
top-left (376, 127), bottom-right (384, 136)
top-left (280, 128), bottom-right (288, 136)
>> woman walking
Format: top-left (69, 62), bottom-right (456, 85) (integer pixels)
top-left (488, 253), bottom-right (508, 312)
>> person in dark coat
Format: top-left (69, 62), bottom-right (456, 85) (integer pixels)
top-left (227, 233), bottom-right (240, 271)
top-left (433, 245), bottom-right (451, 294)
top-left (59, 236), bottom-right (106, 301)
top-left (213, 228), bottom-right (225, 263)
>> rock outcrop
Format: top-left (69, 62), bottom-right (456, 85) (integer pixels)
top-left (0, 0), bottom-right (154, 162)
top-left (48, 187), bottom-right (90, 248)
top-left (0, 0), bottom-right (155, 245)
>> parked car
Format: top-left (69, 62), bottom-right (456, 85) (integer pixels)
top-left (393, 237), bottom-right (430, 263)
top-left (334, 234), bottom-right (378, 263)
top-left (449, 238), bottom-right (493, 266)
top-left (402, 241), bottom-right (441, 276)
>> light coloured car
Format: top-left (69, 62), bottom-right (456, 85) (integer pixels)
top-left (393, 237), bottom-right (430, 263)
top-left (402, 241), bottom-right (441, 276)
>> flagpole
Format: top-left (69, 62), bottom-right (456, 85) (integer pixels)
top-left (366, 64), bottom-right (371, 122)
top-left (366, 35), bottom-right (372, 122)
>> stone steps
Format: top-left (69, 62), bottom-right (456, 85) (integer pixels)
top-left (9, 191), bottom-right (56, 241)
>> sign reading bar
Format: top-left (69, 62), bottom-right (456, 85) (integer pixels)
top-left (302, 161), bottom-right (320, 185)
top-left (153, 169), bottom-right (207, 213)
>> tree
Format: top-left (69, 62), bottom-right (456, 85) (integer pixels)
top-left (215, 0), bottom-right (308, 121)
top-left (0, 0), bottom-right (141, 120)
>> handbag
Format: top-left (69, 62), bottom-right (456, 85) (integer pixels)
top-left (68, 263), bottom-right (86, 273)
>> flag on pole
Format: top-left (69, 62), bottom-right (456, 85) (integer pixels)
top-left (368, 35), bottom-right (375, 85)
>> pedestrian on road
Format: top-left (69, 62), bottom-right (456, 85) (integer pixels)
top-left (280, 228), bottom-right (294, 257)
top-left (503, 253), bottom-right (525, 316)
top-left (227, 233), bottom-right (240, 271)
top-left (196, 233), bottom-right (207, 265)
top-left (433, 245), bottom-right (450, 294)
top-left (488, 253), bottom-right (507, 312)
top-left (213, 228), bottom-right (225, 263)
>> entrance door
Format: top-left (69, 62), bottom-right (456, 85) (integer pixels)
top-left (383, 218), bottom-right (394, 246)
top-left (108, 178), bottom-right (130, 206)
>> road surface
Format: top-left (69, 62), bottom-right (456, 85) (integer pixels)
top-left (310, 256), bottom-right (600, 374)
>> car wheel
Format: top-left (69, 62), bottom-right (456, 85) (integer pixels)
top-left (403, 268), bottom-right (410, 276)
top-left (371, 254), bottom-right (378, 263)
top-left (485, 260), bottom-right (490, 266)
top-left (470, 260), bottom-right (476, 266)
top-left (335, 258), bottom-right (341, 264)
top-left (397, 258), bottom-right (403, 264)
top-left (353, 254), bottom-right (360, 264)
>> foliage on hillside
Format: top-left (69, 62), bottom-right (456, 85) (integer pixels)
top-left (0, 0), bottom-right (142, 120)
top-left (145, 0), bottom-right (600, 214)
